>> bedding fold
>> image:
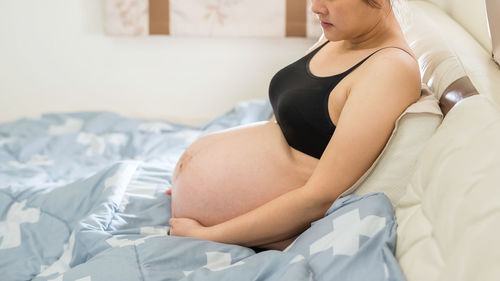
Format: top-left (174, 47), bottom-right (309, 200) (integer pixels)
top-left (0, 99), bottom-right (405, 281)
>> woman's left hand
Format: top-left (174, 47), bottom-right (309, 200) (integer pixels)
top-left (169, 217), bottom-right (209, 240)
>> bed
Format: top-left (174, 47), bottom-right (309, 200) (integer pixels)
top-left (0, 101), bottom-right (407, 281)
top-left (1, 0), bottom-right (499, 280)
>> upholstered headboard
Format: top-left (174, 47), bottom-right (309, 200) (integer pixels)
top-left (486, 0), bottom-right (500, 65)
top-left (395, 2), bottom-right (500, 281)
top-left (405, 0), bottom-right (500, 112)
top-left (423, 1), bottom-right (490, 47)
top-left (424, 0), bottom-right (498, 66)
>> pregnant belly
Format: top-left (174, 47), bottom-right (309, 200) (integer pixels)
top-left (170, 121), bottom-right (317, 227)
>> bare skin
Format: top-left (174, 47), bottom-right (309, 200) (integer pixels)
top-left (168, 0), bottom-right (421, 250)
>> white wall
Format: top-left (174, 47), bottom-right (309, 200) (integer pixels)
top-left (0, 0), bottom-right (316, 125)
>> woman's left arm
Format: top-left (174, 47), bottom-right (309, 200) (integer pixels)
top-left (169, 51), bottom-right (421, 247)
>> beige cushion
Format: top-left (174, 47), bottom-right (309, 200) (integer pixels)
top-left (395, 95), bottom-right (500, 281)
top-left (403, 1), bottom-right (467, 100)
top-left (406, 1), bottom-right (500, 107)
top-left (339, 85), bottom-right (443, 206)
top-left (486, 0), bottom-right (500, 65)
top-left (394, 2), bottom-right (500, 281)
top-left (421, 0), bottom-right (491, 52)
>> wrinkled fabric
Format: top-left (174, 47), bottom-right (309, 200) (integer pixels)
top-left (0, 99), bottom-right (405, 281)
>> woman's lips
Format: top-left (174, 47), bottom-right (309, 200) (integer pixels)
top-left (321, 21), bottom-right (333, 28)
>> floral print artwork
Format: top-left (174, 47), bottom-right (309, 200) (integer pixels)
top-left (104, 0), bottom-right (149, 36)
top-left (104, 0), bottom-right (321, 38)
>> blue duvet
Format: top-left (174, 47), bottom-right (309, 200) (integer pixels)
top-left (0, 99), bottom-right (406, 281)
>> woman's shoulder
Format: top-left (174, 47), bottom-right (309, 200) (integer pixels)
top-left (374, 36), bottom-right (418, 64)
top-left (369, 43), bottom-right (420, 81)
top-left (352, 45), bottom-right (422, 103)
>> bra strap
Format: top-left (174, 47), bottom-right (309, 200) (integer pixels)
top-left (363, 46), bottom-right (416, 62)
top-left (344, 46), bottom-right (416, 74)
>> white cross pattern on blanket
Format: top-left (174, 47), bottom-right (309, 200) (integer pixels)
top-left (37, 232), bottom-right (76, 278)
top-left (8, 154), bottom-right (54, 169)
top-left (76, 132), bottom-right (127, 156)
top-left (104, 164), bottom-right (138, 191)
top-left (105, 226), bottom-right (169, 248)
top-left (138, 122), bottom-right (174, 133)
top-left (184, 251), bottom-right (245, 276)
top-left (48, 118), bottom-right (84, 135)
top-left (0, 200), bottom-right (40, 249)
top-left (309, 208), bottom-right (386, 256)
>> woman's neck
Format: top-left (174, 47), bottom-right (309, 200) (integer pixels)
top-left (343, 10), bottom-right (403, 51)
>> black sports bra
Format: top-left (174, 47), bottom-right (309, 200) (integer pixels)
top-left (268, 40), bottom-right (410, 159)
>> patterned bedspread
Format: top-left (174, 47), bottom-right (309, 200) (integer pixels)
top-left (0, 99), bottom-right (406, 281)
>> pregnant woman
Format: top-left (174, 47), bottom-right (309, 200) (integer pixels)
top-left (168, 0), bottom-right (421, 250)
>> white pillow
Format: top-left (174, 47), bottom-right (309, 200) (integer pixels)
top-left (338, 84), bottom-right (443, 206)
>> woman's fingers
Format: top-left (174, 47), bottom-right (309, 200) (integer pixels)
top-left (169, 217), bottom-right (206, 238)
